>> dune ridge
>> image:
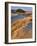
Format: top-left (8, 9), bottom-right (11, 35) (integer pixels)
top-left (11, 15), bottom-right (32, 39)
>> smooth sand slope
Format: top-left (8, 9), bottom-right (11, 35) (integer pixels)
top-left (11, 15), bottom-right (32, 39)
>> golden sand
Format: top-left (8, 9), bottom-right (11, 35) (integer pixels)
top-left (11, 15), bottom-right (32, 39)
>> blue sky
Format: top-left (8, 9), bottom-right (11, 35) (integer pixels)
top-left (11, 6), bottom-right (32, 11)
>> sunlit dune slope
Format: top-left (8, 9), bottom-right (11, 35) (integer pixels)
top-left (11, 15), bottom-right (32, 39)
top-left (11, 15), bottom-right (32, 31)
top-left (11, 30), bottom-right (32, 39)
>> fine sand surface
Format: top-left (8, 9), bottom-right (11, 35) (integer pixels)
top-left (11, 15), bottom-right (32, 39)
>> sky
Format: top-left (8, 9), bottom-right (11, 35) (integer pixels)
top-left (11, 6), bottom-right (32, 11)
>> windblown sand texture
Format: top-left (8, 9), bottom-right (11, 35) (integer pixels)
top-left (11, 15), bottom-right (32, 39)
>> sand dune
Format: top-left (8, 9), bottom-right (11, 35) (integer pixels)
top-left (11, 15), bottom-right (32, 39)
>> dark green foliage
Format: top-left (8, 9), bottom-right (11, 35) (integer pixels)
top-left (16, 9), bottom-right (26, 13)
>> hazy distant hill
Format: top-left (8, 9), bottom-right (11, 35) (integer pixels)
top-left (16, 9), bottom-right (26, 13)
top-left (11, 9), bottom-right (26, 13)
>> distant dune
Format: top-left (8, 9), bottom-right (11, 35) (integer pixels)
top-left (11, 15), bottom-right (32, 39)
